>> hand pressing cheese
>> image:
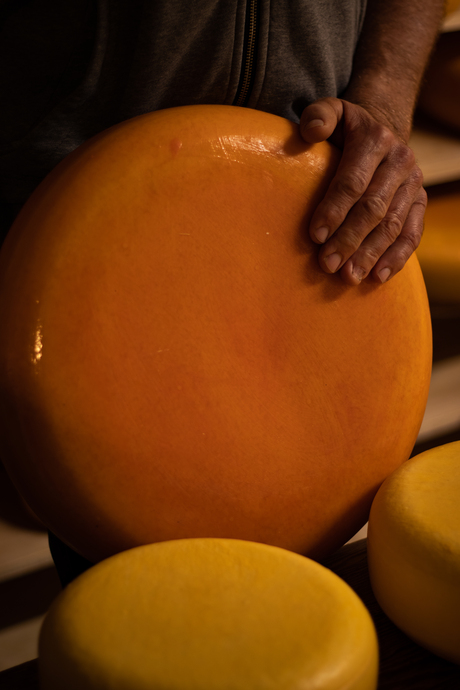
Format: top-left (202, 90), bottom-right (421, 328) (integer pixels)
top-left (0, 105), bottom-right (432, 564)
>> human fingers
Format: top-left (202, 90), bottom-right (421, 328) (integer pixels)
top-left (368, 186), bottom-right (427, 283)
top-left (317, 148), bottom-right (424, 285)
top-left (308, 101), bottom-right (409, 241)
top-left (299, 98), bottom-right (344, 144)
top-left (300, 98), bottom-right (425, 283)
top-left (337, 180), bottom-right (426, 286)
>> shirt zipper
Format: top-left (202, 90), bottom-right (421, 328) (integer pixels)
top-left (233, 0), bottom-right (258, 107)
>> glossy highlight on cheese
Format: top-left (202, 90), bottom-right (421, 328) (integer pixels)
top-left (39, 538), bottom-right (379, 690)
top-left (367, 441), bottom-right (460, 664)
top-left (0, 105), bottom-right (432, 562)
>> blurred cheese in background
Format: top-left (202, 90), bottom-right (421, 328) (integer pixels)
top-left (417, 189), bottom-right (460, 304)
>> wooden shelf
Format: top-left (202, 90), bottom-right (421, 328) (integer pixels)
top-left (0, 465), bottom-right (53, 583)
top-left (410, 124), bottom-right (460, 186)
top-left (417, 355), bottom-right (460, 443)
top-left (408, 7), bottom-right (460, 185)
top-left (0, 519), bottom-right (52, 584)
top-left (443, 8), bottom-right (460, 32)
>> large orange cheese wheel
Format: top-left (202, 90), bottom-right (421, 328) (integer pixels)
top-left (0, 105), bottom-right (432, 563)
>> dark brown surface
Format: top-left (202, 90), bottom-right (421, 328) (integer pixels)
top-left (2, 539), bottom-right (459, 689)
top-left (430, 308), bottom-right (460, 363)
top-left (0, 462), bottom-right (45, 532)
top-left (0, 567), bottom-right (60, 630)
top-left (0, 659), bottom-right (39, 690)
top-left (411, 303), bottom-right (460, 456)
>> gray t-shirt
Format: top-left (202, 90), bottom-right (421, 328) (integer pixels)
top-left (0, 0), bottom-right (367, 232)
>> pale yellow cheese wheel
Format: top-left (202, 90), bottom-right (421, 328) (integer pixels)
top-left (367, 441), bottom-right (460, 664)
top-left (39, 538), bottom-right (378, 690)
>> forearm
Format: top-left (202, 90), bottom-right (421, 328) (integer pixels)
top-left (343, 0), bottom-right (446, 141)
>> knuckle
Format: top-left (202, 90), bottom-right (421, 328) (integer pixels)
top-left (380, 214), bottom-right (403, 242)
top-left (361, 194), bottom-right (388, 223)
top-left (398, 174), bottom-right (425, 209)
top-left (335, 226), bottom-right (364, 253)
top-left (400, 228), bottom-right (421, 254)
top-left (416, 184), bottom-right (427, 205)
top-left (409, 165), bottom-right (424, 189)
top-left (372, 122), bottom-right (394, 150)
top-left (335, 169), bottom-right (368, 200)
top-left (395, 143), bottom-right (416, 169)
top-left (320, 202), bottom-right (344, 229)
top-left (359, 245), bottom-right (382, 265)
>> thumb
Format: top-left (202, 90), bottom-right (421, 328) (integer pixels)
top-left (299, 98), bottom-right (343, 144)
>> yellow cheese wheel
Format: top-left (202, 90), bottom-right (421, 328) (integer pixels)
top-left (0, 104), bottom-right (432, 563)
top-left (416, 190), bottom-right (460, 303)
top-left (39, 538), bottom-right (378, 690)
top-left (367, 441), bottom-right (460, 664)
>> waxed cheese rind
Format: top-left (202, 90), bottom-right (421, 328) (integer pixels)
top-left (368, 441), bottom-right (460, 664)
top-left (39, 538), bottom-right (378, 690)
top-left (0, 105), bottom-right (432, 564)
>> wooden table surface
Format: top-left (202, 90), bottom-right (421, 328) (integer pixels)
top-left (1, 539), bottom-right (459, 689)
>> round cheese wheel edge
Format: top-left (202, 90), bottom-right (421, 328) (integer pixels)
top-left (39, 538), bottom-right (379, 690)
top-left (0, 105), bottom-right (432, 562)
top-left (367, 441), bottom-right (460, 664)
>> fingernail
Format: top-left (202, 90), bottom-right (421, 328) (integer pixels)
top-left (378, 267), bottom-right (391, 283)
top-left (324, 252), bottom-right (342, 273)
top-left (305, 119), bottom-right (325, 129)
top-left (352, 266), bottom-right (366, 283)
top-left (315, 226), bottom-right (329, 243)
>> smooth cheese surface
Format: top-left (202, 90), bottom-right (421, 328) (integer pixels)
top-left (39, 538), bottom-right (379, 690)
top-left (367, 441), bottom-right (460, 664)
top-left (0, 105), bottom-right (432, 562)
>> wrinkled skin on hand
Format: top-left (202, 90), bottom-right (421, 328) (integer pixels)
top-left (300, 97), bottom-right (426, 286)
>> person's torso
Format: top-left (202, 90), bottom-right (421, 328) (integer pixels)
top-left (0, 0), bottom-right (366, 212)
